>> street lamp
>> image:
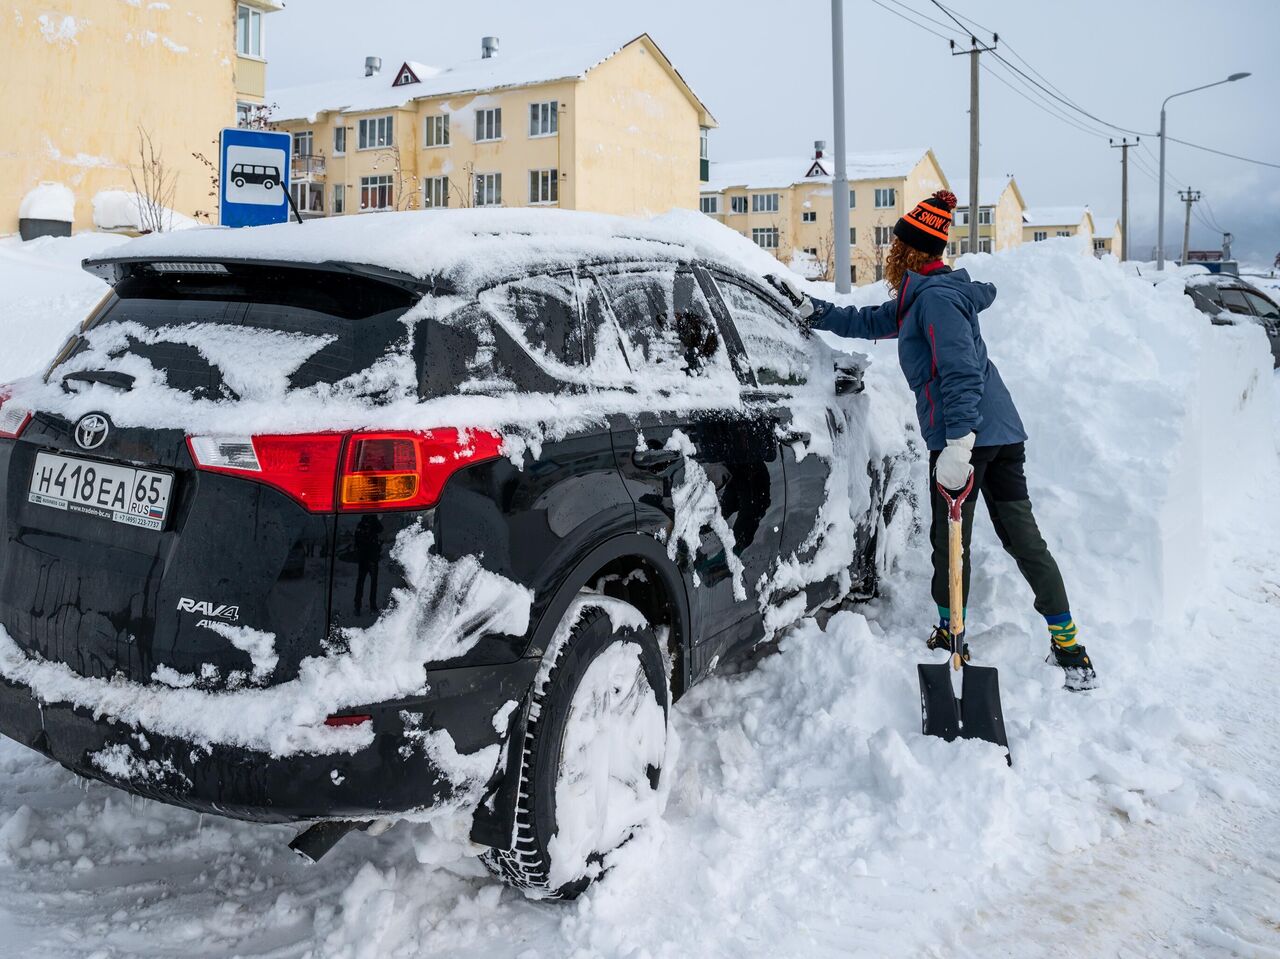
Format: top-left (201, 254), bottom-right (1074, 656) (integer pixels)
top-left (1157, 72), bottom-right (1251, 270)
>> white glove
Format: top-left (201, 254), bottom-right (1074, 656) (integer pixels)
top-left (764, 274), bottom-right (815, 319)
top-left (935, 432), bottom-right (976, 491)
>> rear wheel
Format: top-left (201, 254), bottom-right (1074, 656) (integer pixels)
top-left (484, 597), bottom-right (670, 899)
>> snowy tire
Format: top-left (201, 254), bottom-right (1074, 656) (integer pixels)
top-left (484, 599), bottom-right (670, 899)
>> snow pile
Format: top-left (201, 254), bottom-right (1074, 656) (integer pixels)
top-left (18, 183), bottom-right (74, 223)
top-left (0, 523), bottom-right (532, 758)
top-left (91, 190), bottom-right (198, 234)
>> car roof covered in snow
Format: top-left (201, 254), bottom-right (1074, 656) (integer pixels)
top-left (82, 209), bottom-right (754, 291)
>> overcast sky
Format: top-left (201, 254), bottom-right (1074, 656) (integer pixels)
top-left (268, 0), bottom-right (1279, 265)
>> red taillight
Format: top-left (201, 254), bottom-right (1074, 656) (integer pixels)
top-left (339, 429), bottom-right (504, 511)
top-left (187, 429), bottom-right (503, 513)
top-left (0, 388), bottom-right (33, 440)
top-left (324, 713), bottom-right (372, 727)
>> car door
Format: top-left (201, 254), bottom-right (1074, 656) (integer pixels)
top-left (590, 264), bottom-right (786, 680)
top-left (1240, 290), bottom-right (1280, 367)
top-left (708, 271), bottom-right (851, 615)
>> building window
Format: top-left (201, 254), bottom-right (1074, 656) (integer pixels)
top-left (752, 193), bottom-right (780, 214)
top-left (1033, 230), bottom-right (1047, 242)
top-left (333, 126), bottom-right (346, 155)
top-left (360, 175), bottom-right (394, 211)
top-left (802, 210), bottom-right (816, 223)
top-left (875, 225), bottom-right (893, 246)
top-left (803, 247), bottom-right (818, 256)
top-left (1094, 238), bottom-right (1107, 252)
top-left (874, 187), bottom-right (897, 208)
top-left (958, 210), bottom-right (969, 226)
top-left (529, 168), bottom-right (558, 204)
top-left (730, 196), bottom-right (748, 215)
top-left (290, 181), bottom-right (324, 214)
top-left (474, 172), bottom-right (502, 207)
top-left (947, 242), bottom-right (956, 256)
top-left (1056, 230), bottom-right (1071, 237)
top-left (421, 176), bottom-right (448, 209)
top-left (751, 227), bottom-right (779, 250)
top-left (236, 4), bottom-right (262, 57)
top-left (476, 108), bottom-right (502, 142)
top-left (850, 227), bottom-right (857, 245)
top-left (979, 238), bottom-right (992, 253)
top-left (292, 131), bottom-right (313, 156)
top-left (700, 128), bottom-right (709, 161)
top-left (236, 101), bottom-right (254, 128)
top-left (849, 189), bottom-right (856, 209)
top-left (700, 195), bottom-right (720, 215)
top-left (979, 208), bottom-right (992, 225)
top-left (358, 116), bottom-right (394, 150)
top-left (333, 183), bottom-right (345, 214)
top-left (424, 114), bottom-right (449, 148)
top-left (851, 264), bottom-right (857, 283)
top-left (875, 263), bottom-right (884, 282)
top-left (529, 101), bottom-right (558, 137)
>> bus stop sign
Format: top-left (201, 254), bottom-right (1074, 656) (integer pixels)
top-left (219, 128), bottom-right (291, 228)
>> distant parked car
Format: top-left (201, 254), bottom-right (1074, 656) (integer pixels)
top-left (1184, 274), bottom-right (1280, 368)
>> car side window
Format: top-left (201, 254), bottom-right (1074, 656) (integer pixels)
top-left (714, 275), bottom-right (810, 386)
top-left (1243, 291), bottom-right (1280, 320)
top-left (595, 268), bottom-right (734, 381)
top-left (490, 273), bottom-right (586, 368)
top-left (1219, 288), bottom-right (1254, 316)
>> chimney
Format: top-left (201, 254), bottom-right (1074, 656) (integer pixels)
top-left (814, 140), bottom-right (826, 159)
top-left (364, 56), bottom-right (382, 77)
top-left (481, 36), bottom-right (499, 59)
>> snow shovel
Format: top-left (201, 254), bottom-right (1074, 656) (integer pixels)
top-left (917, 474), bottom-right (1011, 762)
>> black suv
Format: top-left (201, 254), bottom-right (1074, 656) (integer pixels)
top-left (1185, 273), bottom-right (1280, 367)
top-left (0, 212), bottom-right (907, 898)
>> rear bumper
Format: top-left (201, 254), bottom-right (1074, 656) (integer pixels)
top-left (0, 658), bottom-right (537, 824)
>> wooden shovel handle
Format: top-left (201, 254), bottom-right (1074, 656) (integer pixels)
top-left (937, 474), bottom-right (975, 649)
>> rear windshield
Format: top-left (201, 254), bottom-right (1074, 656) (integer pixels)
top-left (50, 264), bottom-right (419, 401)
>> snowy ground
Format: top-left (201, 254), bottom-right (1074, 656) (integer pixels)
top-left (0, 232), bottom-right (1277, 957)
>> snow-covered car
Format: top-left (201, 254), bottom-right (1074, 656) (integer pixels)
top-left (0, 210), bottom-right (911, 898)
top-left (1184, 273), bottom-right (1280, 367)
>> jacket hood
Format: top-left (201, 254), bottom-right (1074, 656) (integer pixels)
top-left (899, 268), bottom-right (997, 315)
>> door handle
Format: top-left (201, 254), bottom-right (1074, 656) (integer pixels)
top-left (632, 448), bottom-right (681, 473)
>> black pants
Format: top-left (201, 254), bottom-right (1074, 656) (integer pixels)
top-left (929, 442), bottom-right (1069, 618)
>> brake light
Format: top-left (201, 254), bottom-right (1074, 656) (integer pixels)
top-left (187, 434), bottom-right (345, 511)
top-left (339, 429), bottom-right (504, 511)
top-left (187, 429), bottom-right (504, 513)
top-left (0, 389), bottom-right (32, 440)
top-left (324, 713), bottom-right (372, 727)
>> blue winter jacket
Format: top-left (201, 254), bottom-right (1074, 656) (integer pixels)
top-left (810, 267), bottom-right (1027, 451)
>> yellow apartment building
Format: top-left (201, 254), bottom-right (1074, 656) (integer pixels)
top-left (268, 34), bottom-right (716, 220)
top-left (1024, 206), bottom-right (1096, 251)
top-left (5, 0), bottom-right (280, 236)
top-left (948, 177), bottom-right (1027, 256)
top-left (1091, 215), bottom-right (1123, 258)
top-left (698, 143), bottom-right (949, 286)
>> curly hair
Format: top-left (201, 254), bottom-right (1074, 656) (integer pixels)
top-left (883, 236), bottom-right (939, 294)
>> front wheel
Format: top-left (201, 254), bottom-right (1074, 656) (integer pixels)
top-left (484, 597), bottom-right (670, 899)
top-left (234, 177), bottom-right (246, 188)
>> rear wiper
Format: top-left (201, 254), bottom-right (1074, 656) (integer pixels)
top-left (61, 370), bottom-right (136, 392)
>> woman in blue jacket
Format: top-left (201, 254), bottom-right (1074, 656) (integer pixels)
top-left (767, 190), bottom-right (1096, 690)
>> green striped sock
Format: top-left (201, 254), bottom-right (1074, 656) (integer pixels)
top-left (1047, 615), bottom-right (1079, 649)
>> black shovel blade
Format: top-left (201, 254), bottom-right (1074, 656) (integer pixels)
top-left (918, 662), bottom-right (961, 741)
top-left (957, 662), bottom-right (1010, 754)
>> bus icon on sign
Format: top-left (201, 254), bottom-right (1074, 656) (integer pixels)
top-left (231, 163), bottom-right (280, 190)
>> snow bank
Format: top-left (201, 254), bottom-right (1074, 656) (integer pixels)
top-left (91, 190), bottom-right (198, 234)
top-left (18, 183), bottom-right (74, 223)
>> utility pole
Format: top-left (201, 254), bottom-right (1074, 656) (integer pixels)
top-left (831, 0), bottom-right (851, 293)
top-left (1178, 187), bottom-right (1201, 265)
top-left (951, 33), bottom-right (997, 255)
top-left (1109, 137), bottom-right (1137, 261)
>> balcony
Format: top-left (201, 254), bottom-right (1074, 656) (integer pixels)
top-left (291, 154), bottom-right (327, 179)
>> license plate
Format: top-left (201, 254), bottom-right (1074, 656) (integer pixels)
top-left (28, 452), bottom-right (174, 532)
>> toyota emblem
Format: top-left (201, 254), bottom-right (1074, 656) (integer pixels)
top-left (74, 413), bottom-right (111, 451)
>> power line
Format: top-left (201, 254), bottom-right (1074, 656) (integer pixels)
top-left (881, 0), bottom-right (968, 39)
top-left (927, 0), bottom-right (977, 38)
top-left (868, 0), bottom-right (956, 43)
top-left (1165, 136), bottom-right (1280, 170)
top-left (980, 61), bottom-right (1110, 141)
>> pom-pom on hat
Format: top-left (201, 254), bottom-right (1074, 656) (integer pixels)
top-left (893, 189), bottom-right (957, 257)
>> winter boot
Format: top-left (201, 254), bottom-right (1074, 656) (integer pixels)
top-left (926, 625), bottom-right (969, 662)
top-left (1049, 643), bottom-right (1098, 692)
